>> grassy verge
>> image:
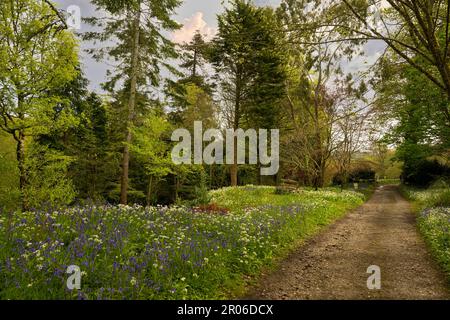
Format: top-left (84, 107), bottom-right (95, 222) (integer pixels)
top-left (401, 185), bottom-right (450, 283)
top-left (0, 186), bottom-right (365, 300)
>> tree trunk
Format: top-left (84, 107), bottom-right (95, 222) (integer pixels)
top-left (257, 165), bottom-right (262, 185)
top-left (174, 175), bottom-right (180, 202)
top-left (312, 153), bottom-right (325, 191)
top-left (230, 131), bottom-right (238, 186)
top-left (146, 175), bottom-right (153, 207)
top-left (209, 165), bottom-right (213, 189)
top-left (230, 70), bottom-right (241, 187)
top-left (230, 110), bottom-right (239, 187)
top-left (230, 161), bottom-right (238, 186)
top-left (120, 8), bottom-right (141, 205)
top-left (16, 131), bottom-right (28, 211)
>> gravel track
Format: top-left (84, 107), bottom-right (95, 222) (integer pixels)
top-left (245, 186), bottom-right (450, 300)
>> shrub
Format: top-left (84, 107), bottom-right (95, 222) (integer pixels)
top-left (402, 159), bottom-right (450, 188)
top-left (349, 168), bottom-right (376, 182)
top-left (190, 185), bottom-right (212, 206)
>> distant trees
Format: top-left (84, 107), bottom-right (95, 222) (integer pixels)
top-left (333, 106), bottom-right (369, 188)
top-left (373, 52), bottom-right (450, 186)
top-left (0, 0), bottom-right (79, 210)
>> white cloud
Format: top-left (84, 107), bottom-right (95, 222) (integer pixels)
top-left (172, 12), bottom-right (216, 44)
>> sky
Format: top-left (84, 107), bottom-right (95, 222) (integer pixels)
top-left (54, 0), bottom-right (228, 91)
top-left (53, 0), bottom-right (383, 93)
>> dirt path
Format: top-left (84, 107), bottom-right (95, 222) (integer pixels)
top-left (245, 186), bottom-right (450, 300)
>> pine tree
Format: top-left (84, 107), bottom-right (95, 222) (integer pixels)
top-left (211, 0), bottom-right (287, 186)
top-left (84, 0), bottom-right (182, 204)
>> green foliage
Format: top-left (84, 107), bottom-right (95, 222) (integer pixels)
top-left (376, 51), bottom-right (450, 187)
top-left (173, 165), bottom-right (210, 204)
top-left (189, 170), bottom-right (211, 206)
top-left (0, 0), bottom-right (79, 136)
top-left (24, 143), bottom-right (76, 209)
top-left (432, 190), bottom-right (450, 208)
top-left (418, 207), bottom-right (450, 282)
top-left (0, 133), bottom-right (20, 211)
top-left (131, 112), bottom-right (174, 205)
top-left (402, 159), bottom-right (450, 187)
top-left (211, 0), bottom-right (288, 129)
top-left (69, 93), bottom-right (117, 200)
top-left (85, 0), bottom-right (181, 93)
top-left (0, 0), bottom-right (79, 210)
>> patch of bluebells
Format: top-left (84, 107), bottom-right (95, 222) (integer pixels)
top-left (0, 187), bottom-right (364, 300)
top-left (417, 204), bottom-right (450, 277)
top-left (420, 207), bottom-right (450, 218)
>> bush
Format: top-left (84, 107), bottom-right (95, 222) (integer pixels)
top-left (190, 185), bottom-right (212, 206)
top-left (0, 133), bottom-right (20, 212)
top-left (349, 168), bottom-right (376, 182)
top-left (402, 159), bottom-right (450, 187)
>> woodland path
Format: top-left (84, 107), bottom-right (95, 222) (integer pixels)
top-left (245, 186), bottom-right (450, 300)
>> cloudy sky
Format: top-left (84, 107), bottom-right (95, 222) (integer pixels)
top-left (53, 0), bottom-right (383, 92)
top-left (54, 0), bottom-right (231, 91)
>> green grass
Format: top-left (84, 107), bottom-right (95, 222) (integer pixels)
top-left (210, 185), bottom-right (366, 212)
top-left (401, 185), bottom-right (450, 283)
top-left (0, 186), bottom-right (365, 300)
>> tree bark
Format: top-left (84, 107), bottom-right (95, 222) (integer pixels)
top-left (16, 130), bottom-right (28, 211)
top-left (230, 153), bottom-right (238, 186)
top-left (146, 175), bottom-right (153, 207)
top-left (120, 8), bottom-right (141, 205)
top-left (230, 68), bottom-right (242, 187)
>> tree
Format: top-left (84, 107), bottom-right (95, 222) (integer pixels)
top-left (313, 0), bottom-right (450, 125)
top-left (166, 32), bottom-right (215, 126)
top-left (211, 0), bottom-right (287, 186)
top-left (131, 112), bottom-right (173, 206)
top-left (333, 106), bottom-right (369, 188)
top-left (85, 0), bottom-right (182, 204)
top-left (0, 0), bottom-right (79, 210)
top-left (180, 31), bottom-right (212, 89)
top-left (370, 141), bottom-right (389, 180)
top-left (278, 0), bottom-right (368, 189)
top-left (70, 93), bottom-right (115, 200)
